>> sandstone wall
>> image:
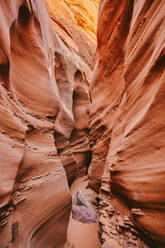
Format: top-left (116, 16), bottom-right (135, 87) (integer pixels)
top-left (0, 0), bottom-right (95, 247)
top-left (46, 0), bottom-right (99, 40)
top-left (89, 0), bottom-right (165, 247)
top-left (45, 0), bottom-right (96, 184)
top-left (1, 0), bottom-right (165, 247)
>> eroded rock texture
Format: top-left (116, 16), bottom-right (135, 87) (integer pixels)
top-left (89, 0), bottom-right (165, 247)
top-left (0, 0), bottom-right (96, 247)
top-left (46, 0), bottom-right (99, 40)
top-left (1, 0), bottom-right (165, 247)
top-left (46, 0), bottom-right (97, 184)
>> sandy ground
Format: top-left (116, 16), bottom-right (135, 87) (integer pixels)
top-left (67, 176), bottom-right (101, 248)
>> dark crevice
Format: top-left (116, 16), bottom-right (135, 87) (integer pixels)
top-left (18, 5), bottom-right (31, 26)
top-left (0, 60), bottom-right (10, 87)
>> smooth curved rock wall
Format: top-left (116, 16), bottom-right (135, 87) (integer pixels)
top-left (89, 0), bottom-right (165, 247)
top-left (0, 0), bottom-right (95, 247)
top-left (46, 0), bottom-right (95, 185)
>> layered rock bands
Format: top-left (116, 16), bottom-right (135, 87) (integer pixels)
top-left (0, 0), bottom-right (96, 247)
top-left (0, 0), bottom-right (165, 248)
top-left (89, 0), bottom-right (165, 247)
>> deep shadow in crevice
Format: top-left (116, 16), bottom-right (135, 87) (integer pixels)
top-left (18, 5), bottom-right (31, 26)
top-left (0, 59), bottom-right (10, 87)
top-left (85, 151), bottom-right (92, 174)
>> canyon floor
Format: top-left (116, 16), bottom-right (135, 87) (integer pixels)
top-left (67, 176), bottom-right (101, 248)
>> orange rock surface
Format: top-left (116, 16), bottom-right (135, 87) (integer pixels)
top-left (45, 0), bottom-right (96, 184)
top-left (0, 0), bottom-right (95, 247)
top-left (89, 0), bottom-right (165, 247)
top-left (0, 0), bottom-right (165, 248)
top-left (46, 0), bottom-right (99, 40)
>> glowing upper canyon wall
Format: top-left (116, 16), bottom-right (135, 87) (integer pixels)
top-left (46, 0), bottom-right (99, 40)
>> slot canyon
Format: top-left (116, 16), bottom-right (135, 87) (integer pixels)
top-left (0, 0), bottom-right (164, 247)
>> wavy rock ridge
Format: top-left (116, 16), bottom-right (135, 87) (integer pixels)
top-left (0, 0), bottom-right (95, 247)
top-left (89, 0), bottom-right (165, 247)
top-left (46, 0), bottom-right (99, 40)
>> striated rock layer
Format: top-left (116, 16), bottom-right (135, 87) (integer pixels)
top-left (89, 0), bottom-right (165, 247)
top-left (1, 0), bottom-right (165, 247)
top-left (45, 0), bottom-right (96, 184)
top-left (46, 0), bottom-right (99, 40)
top-left (0, 0), bottom-right (96, 247)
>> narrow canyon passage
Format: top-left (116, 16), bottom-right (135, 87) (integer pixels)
top-left (0, 1), bottom-right (165, 248)
top-left (67, 176), bottom-right (101, 248)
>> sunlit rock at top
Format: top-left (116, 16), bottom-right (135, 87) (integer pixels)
top-left (46, 0), bottom-right (99, 40)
